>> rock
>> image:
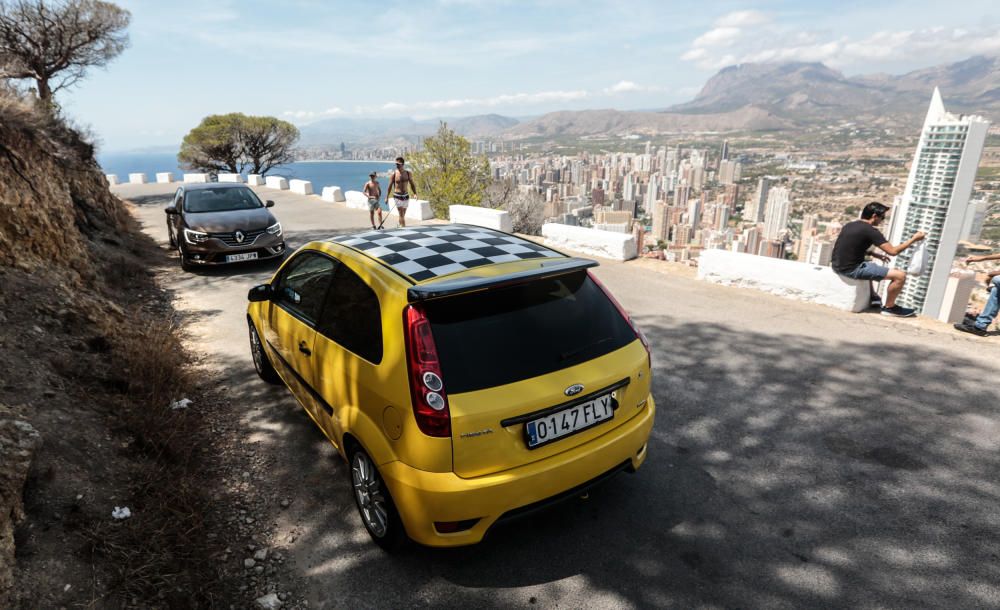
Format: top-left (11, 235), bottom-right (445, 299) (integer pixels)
top-left (244, 558), bottom-right (256, 569)
top-left (255, 592), bottom-right (282, 609)
top-left (254, 548), bottom-right (268, 561)
top-left (280, 499), bottom-right (290, 508)
top-left (0, 418), bottom-right (42, 606)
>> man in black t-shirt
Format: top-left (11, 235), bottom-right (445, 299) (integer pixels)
top-left (831, 202), bottom-right (925, 317)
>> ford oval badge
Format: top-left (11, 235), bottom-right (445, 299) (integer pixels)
top-left (564, 383), bottom-right (584, 397)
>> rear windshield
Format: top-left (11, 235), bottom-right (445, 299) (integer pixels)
top-left (424, 271), bottom-right (636, 394)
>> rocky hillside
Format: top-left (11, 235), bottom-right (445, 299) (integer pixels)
top-left (0, 91), bottom-right (225, 607)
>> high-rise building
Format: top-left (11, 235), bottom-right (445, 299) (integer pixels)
top-left (962, 198), bottom-right (990, 242)
top-left (687, 198), bottom-right (702, 229)
top-left (720, 139), bottom-right (729, 163)
top-left (747, 177), bottom-right (771, 224)
top-left (718, 160), bottom-right (742, 185)
top-left (763, 186), bottom-right (791, 240)
top-left (887, 88), bottom-right (990, 316)
top-left (591, 185), bottom-right (605, 207)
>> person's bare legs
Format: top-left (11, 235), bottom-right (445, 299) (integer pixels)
top-left (369, 209), bottom-right (376, 230)
top-left (884, 268), bottom-right (907, 307)
top-left (377, 209), bottom-right (383, 228)
top-left (398, 205), bottom-right (407, 228)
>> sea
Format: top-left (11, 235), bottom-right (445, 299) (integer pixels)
top-left (97, 151), bottom-right (394, 192)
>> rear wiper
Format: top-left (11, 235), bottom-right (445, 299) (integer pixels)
top-left (559, 336), bottom-right (612, 361)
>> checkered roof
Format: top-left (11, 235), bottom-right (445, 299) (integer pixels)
top-left (331, 224), bottom-right (565, 282)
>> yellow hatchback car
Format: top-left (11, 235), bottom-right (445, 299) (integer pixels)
top-left (246, 224), bottom-right (655, 549)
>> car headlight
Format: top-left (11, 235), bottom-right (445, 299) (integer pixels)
top-left (184, 228), bottom-right (209, 244)
top-left (266, 222), bottom-right (282, 236)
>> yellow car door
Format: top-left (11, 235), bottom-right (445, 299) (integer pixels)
top-left (262, 251), bottom-right (337, 424)
top-left (309, 259), bottom-right (388, 447)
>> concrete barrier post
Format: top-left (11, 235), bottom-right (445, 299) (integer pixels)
top-left (128, 173), bottom-right (147, 184)
top-left (321, 186), bottom-right (344, 202)
top-left (156, 172), bottom-right (174, 184)
top-left (289, 179), bottom-right (314, 195)
top-left (105, 174), bottom-right (119, 185)
top-left (938, 270), bottom-right (977, 323)
top-left (247, 174), bottom-right (264, 186)
top-left (264, 176), bottom-right (289, 190)
top-left (449, 205), bottom-right (513, 232)
top-left (183, 173), bottom-right (210, 183)
top-left (218, 173), bottom-right (244, 183)
top-left (542, 223), bottom-right (637, 261)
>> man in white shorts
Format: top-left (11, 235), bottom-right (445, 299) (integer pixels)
top-left (387, 156), bottom-right (417, 227)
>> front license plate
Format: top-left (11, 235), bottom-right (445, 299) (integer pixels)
top-left (525, 393), bottom-right (615, 449)
top-left (226, 252), bottom-right (258, 262)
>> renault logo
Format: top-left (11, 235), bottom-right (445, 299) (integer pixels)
top-left (564, 384), bottom-right (584, 396)
top-left (235, 230), bottom-right (245, 243)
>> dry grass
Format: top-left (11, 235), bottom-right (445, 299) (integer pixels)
top-left (81, 316), bottom-right (222, 607)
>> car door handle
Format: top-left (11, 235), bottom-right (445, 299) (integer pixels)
top-left (298, 341), bottom-right (311, 356)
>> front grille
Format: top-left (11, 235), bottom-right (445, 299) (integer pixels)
top-left (210, 228), bottom-right (267, 247)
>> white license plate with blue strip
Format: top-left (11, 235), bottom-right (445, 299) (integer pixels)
top-left (525, 393), bottom-right (614, 449)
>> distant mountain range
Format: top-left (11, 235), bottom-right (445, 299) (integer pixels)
top-left (298, 55), bottom-right (1000, 145)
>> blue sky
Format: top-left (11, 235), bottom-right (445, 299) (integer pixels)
top-left (59, 0), bottom-right (1000, 151)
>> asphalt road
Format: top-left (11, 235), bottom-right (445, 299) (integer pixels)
top-left (119, 182), bottom-right (1000, 609)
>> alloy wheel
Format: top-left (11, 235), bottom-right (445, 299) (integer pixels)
top-left (351, 451), bottom-right (388, 538)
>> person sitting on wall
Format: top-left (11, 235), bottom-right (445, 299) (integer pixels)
top-left (954, 253), bottom-right (1000, 337)
top-left (830, 201), bottom-right (925, 318)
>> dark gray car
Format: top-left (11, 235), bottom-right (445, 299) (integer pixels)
top-left (165, 183), bottom-right (286, 270)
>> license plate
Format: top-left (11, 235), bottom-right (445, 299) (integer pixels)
top-left (525, 393), bottom-right (615, 449)
top-left (226, 252), bottom-right (258, 262)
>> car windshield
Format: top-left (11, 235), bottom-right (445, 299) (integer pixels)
top-left (185, 187), bottom-right (263, 213)
top-left (423, 271), bottom-right (636, 394)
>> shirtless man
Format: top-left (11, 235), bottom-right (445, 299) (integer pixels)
top-left (387, 156), bottom-right (417, 227)
top-left (362, 171), bottom-right (382, 230)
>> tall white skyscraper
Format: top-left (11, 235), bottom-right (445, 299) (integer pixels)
top-left (887, 88), bottom-right (990, 317)
top-left (763, 186), bottom-right (790, 240)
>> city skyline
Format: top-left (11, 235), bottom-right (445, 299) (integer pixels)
top-left (51, 0), bottom-right (1000, 150)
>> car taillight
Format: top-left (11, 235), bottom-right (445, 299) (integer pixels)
top-left (588, 270), bottom-right (651, 368)
top-left (403, 304), bottom-right (451, 437)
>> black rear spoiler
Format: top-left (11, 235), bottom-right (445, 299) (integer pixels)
top-left (407, 257), bottom-right (598, 302)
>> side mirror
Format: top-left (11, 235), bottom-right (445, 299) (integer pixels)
top-left (165, 204), bottom-right (178, 214)
top-left (265, 200), bottom-right (275, 208)
top-left (247, 284), bottom-right (272, 302)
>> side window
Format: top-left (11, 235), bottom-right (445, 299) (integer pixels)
top-left (317, 264), bottom-right (383, 363)
top-left (273, 253), bottom-right (336, 324)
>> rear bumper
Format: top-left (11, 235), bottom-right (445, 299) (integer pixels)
top-left (380, 393), bottom-right (655, 547)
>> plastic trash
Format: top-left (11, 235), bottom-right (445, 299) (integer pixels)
top-left (112, 506), bottom-right (131, 520)
top-left (170, 398), bottom-right (192, 410)
top-left (907, 242), bottom-right (929, 277)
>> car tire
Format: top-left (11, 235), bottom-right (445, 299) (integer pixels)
top-left (248, 321), bottom-right (282, 385)
top-left (349, 446), bottom-right (406, 551)
top-left (167, 223), bottom-right (177, 249)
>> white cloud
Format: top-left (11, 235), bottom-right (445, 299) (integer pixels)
top-left (714, 10), bottom-right (769, 28)
top-left (282, 107), bottom-right (344, 121)
top-left (693, 26), bottom-right (741, 48)
top-left (681, 12), bottom-right (1000, 71)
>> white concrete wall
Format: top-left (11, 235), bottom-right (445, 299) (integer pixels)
top-left (697, 249), bottom-right (870, 312)
top-left (449, 205), bottom-right (512, 232)
top-left (265, 176), bottom-right (289, 190)
top-left (321, 186), bottom-right (344, 202)
top-left (218, 173), bottom-right (244, 183)
top-left (289, 179), bottom-right (313, 195)
top-left (247, 174), bottom-right (264, 186)
top-left (183, 173), bottom-right (210, 183)
top-left (128, 173), bottom-right (147, 184)
top-left (156, 172), bottom-right (174, 184)
top-left (542, 223), bottom-right (637, 261)
top-left (105, 174), bottom-right (119, 185)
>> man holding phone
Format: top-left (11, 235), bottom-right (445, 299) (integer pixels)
top-left (954, 253), bottom-right (1000, 337)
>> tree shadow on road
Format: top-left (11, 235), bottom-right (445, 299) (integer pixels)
top-left (217, 315), bottom-right (1000, 608)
